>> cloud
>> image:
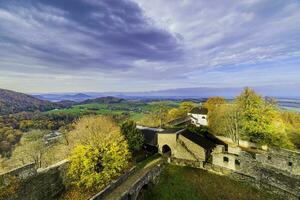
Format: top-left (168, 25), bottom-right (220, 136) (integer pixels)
top-left (0, 0), bottom-right (182, 74)
top-left (0, 0), bottom-right (299, 93)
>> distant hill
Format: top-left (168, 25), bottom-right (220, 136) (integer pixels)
top-left (81, 96), bottom-right (125, 104)
top-left (34, 93), bottom-right (92, 102)
top-left (0, 88), bottom-right (59, 115)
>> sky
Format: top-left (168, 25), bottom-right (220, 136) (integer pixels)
top-left (0, 0), bottom-right (300, 93)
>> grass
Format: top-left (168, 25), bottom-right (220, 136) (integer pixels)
top-left (46, 100), bottom-right (182, 122)
top-left (139, 164), bottom-right (282, 200)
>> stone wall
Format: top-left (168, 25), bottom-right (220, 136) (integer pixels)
top-left (157, 133), bottom-right (198, 161)
top-left (90, 166), bottom-right (136, 200)
top-left (1, 160), bottom-right (70, 200)
top-left (256, 148), bottom-right (300, 175)
top-left (157, 132), bottom-right (206, 162)
top-left (119, 164), bottom-right (163, 200)
top-left (211, 145), bottom-right (300, 199)
top-left (0, 163), bottom-right (36, 181)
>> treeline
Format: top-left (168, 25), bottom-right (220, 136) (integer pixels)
top-left (207, 88), bottom-right (300, 149)
top-left (0, 112), bottom-right (78, 157)
top-left (138, 88), bottom-right (300, 150)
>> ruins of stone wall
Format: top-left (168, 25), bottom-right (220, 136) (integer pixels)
top-left (1, 160), bottom-right (70, 200)
top-left (211, 145), bottom-right (300, 199)
top-left (256, 147), bottom-right (300, 175)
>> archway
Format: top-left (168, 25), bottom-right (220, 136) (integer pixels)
top-left (136, 184), bottom-right (149, 200)
top-left (162, 145), bottom-right (171, 157)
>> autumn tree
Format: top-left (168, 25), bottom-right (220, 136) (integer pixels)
top-left (10, 130), bottom-right (48, 168)
top-left (167, 101), bottom-right (196, 122)
top-left (179, 101), bottom-right (196, 113)
top-left (67, 116), bottom-right (130, 191)
top-left (208, 88), bottom-right (294, 148)
top-left (209, 104), bottom-right (242, 144)
top-left (236, 87), bottom-right (293, 148)
top-left (203, 96), bottom-right (226, 112)
top-left (121, 120), bottom-right (144, 153)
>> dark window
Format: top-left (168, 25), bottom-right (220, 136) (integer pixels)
top-left (267, 156), bottom-right (271, 160)
top-left (202, 116), bottom-right (206, 119)
top-left (223, 157), bottom-right (229, 162)
top-left (235, 159), bottom-right (240, 166)
top-left (288, 162), bottom-right (293, 167)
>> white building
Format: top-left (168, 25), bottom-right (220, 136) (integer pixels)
top-left (188, 107), bottom-right (208, 126)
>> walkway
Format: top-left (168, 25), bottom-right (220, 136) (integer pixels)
top-left (103, 156), bottom-right (162, 200)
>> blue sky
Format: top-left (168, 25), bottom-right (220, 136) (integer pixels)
top-left (0, 0), bottom-right (299, 93)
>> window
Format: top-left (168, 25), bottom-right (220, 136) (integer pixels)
top-left (288, 162), bottom-right (293, 167)
top-left (235, 159), bottom-right (240, 166)
top-left (267, 156), bottom-right (271, 160)
top-left (202, 116), bottom-right (206, 119)
top-left (223, 157), bottom-right (229, 163)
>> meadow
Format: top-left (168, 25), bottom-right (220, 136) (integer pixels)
top-left (139, 165), bottom-right (282, 200)
top-left (46, 100), bottom-right (182, 121)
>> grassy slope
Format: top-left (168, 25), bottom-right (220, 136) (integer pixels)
top-left (140, 165), bottom-right (282, 200)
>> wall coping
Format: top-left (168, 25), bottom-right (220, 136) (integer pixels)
top-left (0, 162), bottom-right (36, 177)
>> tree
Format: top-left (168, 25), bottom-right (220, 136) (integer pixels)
top-left (10, 130), bottom-right (48, 168)
top-left (236, 87), bottom-right (293, 148)
top-left (153, 102), bottom-right (169, 128)
top-left (121, 120), bottom-right (144, 153)
top-left (203, 97), bottom-right (226, 112)
top-left (67, 116), bottom-right (130, 191)
top-left (209, 104), bottom-right (242, 144)
top-left (179, 101), bottom-right (196, 113)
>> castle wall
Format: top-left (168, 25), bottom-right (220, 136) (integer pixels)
top-left (1, 160), bottom-right (70, 200)
top-left (211, 145), bottom-right (300, 199)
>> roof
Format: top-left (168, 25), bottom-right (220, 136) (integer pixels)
top-left (167, 116), bottom-right (191, 126)
top-left (180, 129), bottom-right (216, 150)
top-left (159, 128), bottom-right (183, 134)
top-left (139, 129), bottom-right (157, 146)
top-left (189, 107), bottom-right (208, 115)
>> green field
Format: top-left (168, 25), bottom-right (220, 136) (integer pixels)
top-left (138, 165), bottom-right (282, 200)
top-left (46, 100), bottom-right (181, 121)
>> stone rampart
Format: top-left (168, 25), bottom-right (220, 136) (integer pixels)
top-left (1, 160), bottom-right (70, 200)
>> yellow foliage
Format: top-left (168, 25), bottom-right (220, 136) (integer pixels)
top-left (67, 116), bottom-right (131, 191)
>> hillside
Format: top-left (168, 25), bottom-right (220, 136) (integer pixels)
top-left (81, 96), bottom-right (125, 104)
top-left (0, 88), bottom-right (58, 115)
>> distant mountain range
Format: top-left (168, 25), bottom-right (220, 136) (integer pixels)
top-left (34, 85), bottom-right (300, 102)
top-left (1, 86), bottom-right (299, 115)
top-left (33, 93), bottom-right (92, 102)
top-left (0, 88), bottom-right (125, 115)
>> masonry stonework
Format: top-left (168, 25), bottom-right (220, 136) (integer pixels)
top-left (1, 160), bottom-right (70, 200)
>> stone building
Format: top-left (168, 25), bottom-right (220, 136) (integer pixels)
top-left (187, 107), bottom-right (208, 126)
